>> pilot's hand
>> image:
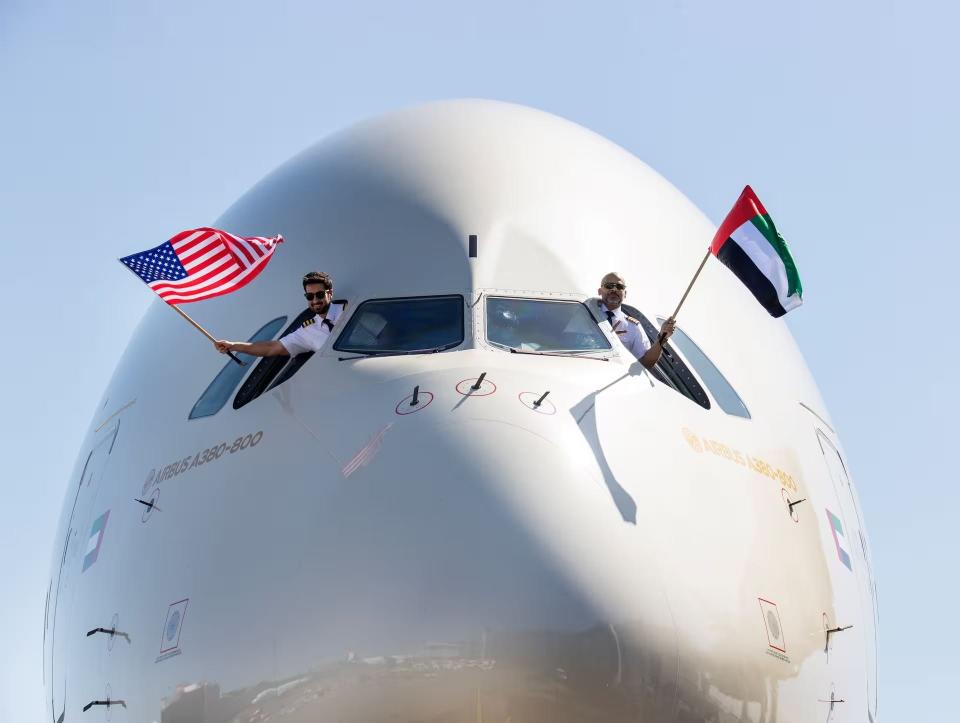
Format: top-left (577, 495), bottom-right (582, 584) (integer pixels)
top-left (214, 340), bottom-right (233, 354)
top-left (659, 317), bottom-right (677, 341)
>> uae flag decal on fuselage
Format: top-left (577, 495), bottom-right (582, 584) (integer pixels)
top-left (711, 185), bottom-right (803, 317)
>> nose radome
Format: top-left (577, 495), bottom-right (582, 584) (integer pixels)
top-left (244, 393), bottom-right (680, 721)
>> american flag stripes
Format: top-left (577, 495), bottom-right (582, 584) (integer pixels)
top-left (342, 424), bottom-right (393, 478)
top-left (120, 227), bottom-right (283, 304)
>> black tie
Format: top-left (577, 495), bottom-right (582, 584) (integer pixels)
top-left (605, 310), bottom-right (615, 324)
top-left (322, 318), bottom-right (334, 331)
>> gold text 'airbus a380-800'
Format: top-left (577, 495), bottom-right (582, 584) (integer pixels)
top-left (44, 100), bottom-right (878, 723)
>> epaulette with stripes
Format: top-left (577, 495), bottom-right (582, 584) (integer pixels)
top-left (301, 317), bottom-right (317, 328)
top-left (625, 316), bottom-right (641, 325)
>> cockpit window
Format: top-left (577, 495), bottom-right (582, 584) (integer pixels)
top-left (486, 297), bottom-right (613, 353)
top-left (658, 320), bottom-right (750, 418)
top-left (189, 316), bottom-right (287, 419)
top-left (233, 304), bottom-right (345, 410)
top-left (620, 304), bottom-right (711, 410)
top-left (333, 295), bottom-right (464, 354)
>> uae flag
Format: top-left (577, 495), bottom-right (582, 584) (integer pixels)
top-left (710, 186), bottom-right (803, 317)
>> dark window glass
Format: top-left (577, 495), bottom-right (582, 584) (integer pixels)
top-left (334, 295), bottom-right (463, 354)
top-left (486, 297), bottom-right (612, 353)
top-left (268, 348), bottom-right (314, 390)
top-left (189, 317), bottom-right (288, 419)
top-left (233, 303), bottom-right (345, 410)
top-left (659, 320), bottom-right (750, 418)
top-left (621, 304), bottom-right (710, 410)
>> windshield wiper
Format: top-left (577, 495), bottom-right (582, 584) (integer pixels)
top-left (508, 348), bottom-right (610, 361)
top-left (337, 346), bottom-right (447, 361)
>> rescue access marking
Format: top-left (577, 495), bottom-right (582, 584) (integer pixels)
top-left (758, 597), bottom-right (790, 662)
top-left (156, 598), bottom-right (189, 662)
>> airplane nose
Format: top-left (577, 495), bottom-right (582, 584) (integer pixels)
top-left (206, 402), bottom-right (679, 722)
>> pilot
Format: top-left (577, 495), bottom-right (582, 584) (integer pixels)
top-left (594, 271), bottom-right (676, 369)
top-left (214, 271), bottom-right (342, 357)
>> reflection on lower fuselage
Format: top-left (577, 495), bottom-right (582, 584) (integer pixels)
top-left (161, 624), bottom-right (682, 723)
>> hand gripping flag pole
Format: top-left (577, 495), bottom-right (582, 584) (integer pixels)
top-left (119, 227), bottom-right (284, 366)
top-left (666, 186), bottom-right (803, 340)
top-left (171, 303), bottom-right (246, 367)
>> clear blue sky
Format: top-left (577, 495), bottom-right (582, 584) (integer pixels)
top-left (2, 1), bottom-right (955, 720)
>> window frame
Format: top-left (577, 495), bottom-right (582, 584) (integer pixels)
top-left (232, 311), bottom-right (315, 410)
top-left (656, 317), bottom-right (751, 419)
top-left (620, 304), bottom-right (711, 410)
top-left (332, 294), bottom-right (465, 355)
top-left (189, 316), bottom-right (288, 419)
top-left (233, 301), bottom-right (348, 410)
top-left (483, 295), bottom-right (614, 355)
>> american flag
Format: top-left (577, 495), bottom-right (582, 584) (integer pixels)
top-left (120, 227), bottom-right (283, 304)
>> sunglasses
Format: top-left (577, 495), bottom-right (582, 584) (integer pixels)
top-left (603, 282), bottom-right (626, 290)
top-left (304, 290), bottom-right (329, 301)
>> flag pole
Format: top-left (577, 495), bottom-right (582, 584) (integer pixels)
top-left (658, 247), bottom-right (712, 345)
top-left (670, 248), bottom-right (712, 319)
top-left (168, 304), bottom-right (246, 366)
top-left (116, 260), bottom-right (245, 366)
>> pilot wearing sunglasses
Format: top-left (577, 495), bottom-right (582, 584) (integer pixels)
top-left (595, 272), bottom-right (675, 369)
top-left (214, 271), bottom-right (343, 357)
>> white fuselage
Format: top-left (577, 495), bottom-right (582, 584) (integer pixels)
top-left (45, 100), bottom-right (877, 723)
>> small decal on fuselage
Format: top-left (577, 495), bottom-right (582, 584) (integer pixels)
top-left (758, 597), bottom-right (790, 662)
top-left (826, 508), bottom-right (853, 571)
top-left (156, 598), bottom-right (189, 662)
top-left (82, 510), bottom-right (110, 572)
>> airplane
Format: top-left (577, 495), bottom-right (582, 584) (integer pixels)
top-left (43, 99), bottom-right (878, 722)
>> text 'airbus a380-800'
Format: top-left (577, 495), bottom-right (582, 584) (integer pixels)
top-left (44, 100), bottom-right (878, 723)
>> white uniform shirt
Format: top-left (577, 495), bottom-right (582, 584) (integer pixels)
top-left (592, 299), bottom-right (651, 360)
top-left (279, 302), bottom-right (344, 356)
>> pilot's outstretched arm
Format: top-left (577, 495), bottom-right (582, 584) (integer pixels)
top-left (639, 317), bottom-right (676, 369)
top-left (214, 313), bottom-right (333, 358)
top-left (214, 339), bottom-right (289, 357)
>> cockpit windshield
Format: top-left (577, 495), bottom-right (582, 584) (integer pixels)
top-left (333, 295), bottom-right (464, 354)
top-left (486, 297), bottom-right (612, 353)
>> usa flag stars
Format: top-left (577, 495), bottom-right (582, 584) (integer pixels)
top-left (120, 241), bottom-right (188, 284)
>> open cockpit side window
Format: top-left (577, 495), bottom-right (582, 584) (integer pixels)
top-left (189, 316), bottom-right (288, 419)
top-left (620, 304), bottom-right (710, 410)
top-left (658, 318), bottom-right (750, 418)
top-left (232, 301), bottom-right (348, 410)
top-left (333, 295), bottom-right (464, 355)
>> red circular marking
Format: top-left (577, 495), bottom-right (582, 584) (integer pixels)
top-left (518, 391), bottom-right (557, 415)
top-left (456, 378), bottom-right (497, 396)
top-left (395, 391), bottom-right (434, 415)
